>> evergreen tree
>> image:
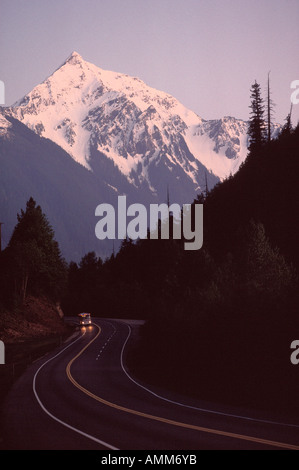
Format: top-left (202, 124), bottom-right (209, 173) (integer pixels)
top-left (240, 219), bottom-right (295, 299)
top-left (78, 251), bottom-right (101, 291)
top-left (280, 103), bottom-right (293, 137)
top-left (248, 80), bottom-right (266, 152)
top-left (8, 197), bottom-right (67, 302)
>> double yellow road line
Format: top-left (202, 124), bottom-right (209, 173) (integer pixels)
top-left (66, 323), bottom-right (299, 450)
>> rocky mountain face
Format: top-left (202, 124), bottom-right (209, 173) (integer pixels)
top-left (9, 52), bottom-right (250, 199)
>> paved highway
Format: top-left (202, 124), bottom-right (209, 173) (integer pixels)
top-left (1, 318), bottom-right (299, 450)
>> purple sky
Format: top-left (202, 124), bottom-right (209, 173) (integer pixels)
top-left (1, 0), bottom-right (299, 125)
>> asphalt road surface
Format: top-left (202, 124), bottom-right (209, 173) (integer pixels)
top-left (1, 318), bottom-right (299, 450)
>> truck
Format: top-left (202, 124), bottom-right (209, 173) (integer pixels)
top-left (78, 312), bottom-right (92, 326)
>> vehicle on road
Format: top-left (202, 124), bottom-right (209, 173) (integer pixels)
top-left (78, 313), bottom-right (92, 326)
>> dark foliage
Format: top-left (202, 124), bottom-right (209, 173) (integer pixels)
top-left (62, 122), bottom-right (299, 415)
top-left (0, 198), bottom-right (67, 308)
top-left (248, 80), bottom-right (267, 152)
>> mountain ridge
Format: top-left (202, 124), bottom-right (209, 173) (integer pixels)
top-left (8, 51), bottom-right (251, 189)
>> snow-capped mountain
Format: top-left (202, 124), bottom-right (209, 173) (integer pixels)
top-left (1, 52), bottom-right (284, 260)
top-left (9, 51), bottom-right (249, 201)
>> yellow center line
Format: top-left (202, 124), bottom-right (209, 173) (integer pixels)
top-left (66, 323), bottom-right (299, 450)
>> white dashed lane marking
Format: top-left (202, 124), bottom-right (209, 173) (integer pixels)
top-left (96, 326), bottom-right (116, 360)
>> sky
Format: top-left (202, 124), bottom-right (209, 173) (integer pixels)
top-left (0, 0), bottom-right (299, 125)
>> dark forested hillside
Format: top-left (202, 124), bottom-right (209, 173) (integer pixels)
top-left (62, 122), bottom-right (299, 416)
top-left (203, 123), bottom-right (299, 270)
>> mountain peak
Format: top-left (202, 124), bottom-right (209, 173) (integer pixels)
top-left (65, 50), bottom-right (84, 65)
top-left (9, 53), bottom-right (250, 182)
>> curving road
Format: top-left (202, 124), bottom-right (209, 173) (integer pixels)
top-left (1, 318), bottom-right (299, 450)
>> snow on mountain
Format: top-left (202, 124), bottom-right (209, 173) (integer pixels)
top-left (0, 110), bottom-right (12, 136)
top-left (186, 117), bottom-right (249, 179)
top-left (9, 51), bottom-right (250, 198)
